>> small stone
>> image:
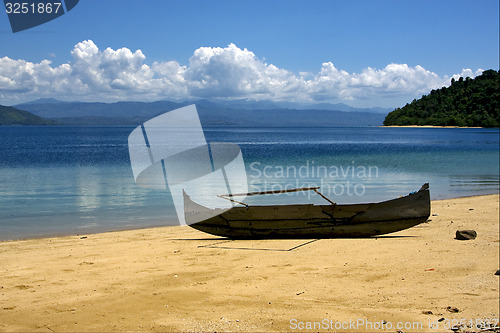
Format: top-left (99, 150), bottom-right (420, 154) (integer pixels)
top-left (432, 213), bottom-right (439, 216)
top-left (438, 318), bottom-right (445, 322)
top-left (455, 230), bottom-right (477, 240)
top-left (421, 310), bottom-right (433, 315)
top-left (446, 306), bottom-right (459, 313)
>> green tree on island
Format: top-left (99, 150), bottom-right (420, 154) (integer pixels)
top-left (0, 105), bottom-right (57, 125)
top-left (384, 69), bottom-right (500, 127)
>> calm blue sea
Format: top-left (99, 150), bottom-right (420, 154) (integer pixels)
top-left (0, 126), bottom-right (498, 240)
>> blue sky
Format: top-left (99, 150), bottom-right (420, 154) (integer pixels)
top-left (0, 0), bottom-right (498, 107)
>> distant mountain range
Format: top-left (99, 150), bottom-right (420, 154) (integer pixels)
top-left (189, 99), bottom-right (391, 114)
top-left (19, 97), bottom-right (392, 114)
top-left (10, 99), bottom-right (388, 127)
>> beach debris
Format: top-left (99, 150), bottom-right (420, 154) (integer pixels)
top-left (446, 306), bottom-right (459, 313)
top-left (495, 270), bottom-right (500, 276)
top-left (432, 213), bottom-right (439, 216)
top-left (438, 318), bottom-right (445, 322)
top-left (455, 230), bottom-right (477, 240)
top-left (15, 284), bottom-right (31, 290)
top-left (425, 268), bottom-right (435, 271)
top-left (468, 208), bottom-right (474, 210)
top-left (80, 236), bottom-right (87, 239)
top-left (296, 291), bottom-right (305, 295)
top-left (421, 310), bottom-right (433, 315)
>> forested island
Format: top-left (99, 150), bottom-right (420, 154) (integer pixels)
top-left (0, 104), bottom-right (56, 125)
top-left (384, 69), bottom-right (499, 127)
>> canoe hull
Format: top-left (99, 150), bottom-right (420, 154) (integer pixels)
top-left (185, 184), bottom-right (430, 239)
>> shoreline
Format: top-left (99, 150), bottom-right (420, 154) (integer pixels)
top-left (380, 125), bottom-right (490, 128)
top-left (1, 193), bottom-right (499, 243)
top-left (0, 194), bottom-right (498, 332)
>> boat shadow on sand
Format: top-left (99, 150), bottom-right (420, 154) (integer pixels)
top-left (172, 235), bottom-right (420, 252)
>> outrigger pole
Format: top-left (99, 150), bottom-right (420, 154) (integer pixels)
top-left (217, 186), bottom-right (336, 207)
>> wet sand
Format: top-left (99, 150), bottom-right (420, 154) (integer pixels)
top-left (0, 194), bottom-right (498, 332)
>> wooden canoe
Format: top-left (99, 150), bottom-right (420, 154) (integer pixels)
top-left (184, 183), bottom-right (430, 239)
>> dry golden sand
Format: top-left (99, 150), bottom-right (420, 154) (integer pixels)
top-left (0, 195), bottom-right (499, 332)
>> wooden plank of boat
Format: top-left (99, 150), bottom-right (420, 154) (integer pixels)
top-left (184, 183), bottom-right (430, 239)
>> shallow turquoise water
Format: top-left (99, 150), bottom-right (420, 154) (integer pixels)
top-left (0, 126), bottom-right (498, 240)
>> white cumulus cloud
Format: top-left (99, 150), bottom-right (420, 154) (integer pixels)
top-left (186, 43), bottom-right (301, 99)
top-left (0, 40), bottom-right (484, 106)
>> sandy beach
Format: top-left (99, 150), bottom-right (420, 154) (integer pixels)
top-left (0, 194), bottom-right (498, 332)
